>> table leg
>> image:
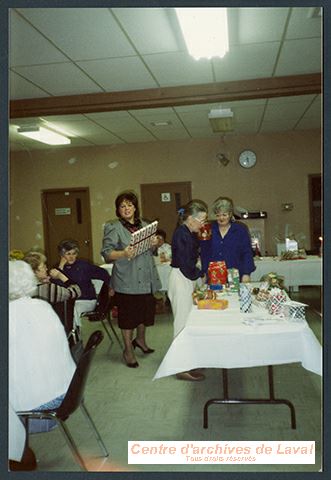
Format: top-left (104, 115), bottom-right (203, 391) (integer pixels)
top-left (203, 366), bottom-right (296, 429)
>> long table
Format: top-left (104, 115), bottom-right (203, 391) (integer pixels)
top-left (251, 255), bottom-right (322, 289)
top-left (154, 294), bottom-right (322, 428)
top-left (138, 256), bottom-right (322, 293)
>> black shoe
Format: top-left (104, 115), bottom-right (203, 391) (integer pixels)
top-left (122, 352), bottom-right (139, 368)
top-left (132, 338), bottom-right (155, 354)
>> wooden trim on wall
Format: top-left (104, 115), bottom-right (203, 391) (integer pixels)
top-left (10, 73), bottom-right (321, 118)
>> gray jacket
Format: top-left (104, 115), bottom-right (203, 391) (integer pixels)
top-left (101, 220), bottom-right (161, 294)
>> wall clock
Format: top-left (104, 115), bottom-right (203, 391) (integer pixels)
top-left (239, 150), bottom-right (257, 169)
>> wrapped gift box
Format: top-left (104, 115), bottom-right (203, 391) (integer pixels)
top-left (197, 299), bottom-right (229, 310)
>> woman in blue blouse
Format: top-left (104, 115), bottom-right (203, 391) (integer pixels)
top-left (168, 199), bottom-right (208, 382)
top-left (200, 197), bottom-right (255, 282)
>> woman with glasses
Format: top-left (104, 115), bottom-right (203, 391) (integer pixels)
top-left (168, 199), bottom-right (208, 381)
top-left (101, 191), bottom-right (161, 368)
top-left (200, 197), bottom-right (255, 283)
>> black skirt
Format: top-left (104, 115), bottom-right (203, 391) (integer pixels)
top-left (115, 292), bottom-right (156, 330)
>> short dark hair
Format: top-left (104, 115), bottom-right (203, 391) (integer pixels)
top-left (156, 229), bottom-right (167, 240)
top-left (57, 239), bottom-right (79, 255)
top-left (115, 191), bottom-right (140, 220)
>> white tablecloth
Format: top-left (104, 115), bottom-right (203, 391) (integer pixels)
top-left (251, 256), bottom-right (322, 288)
top-left (153, 295), bottom-right (322, 379)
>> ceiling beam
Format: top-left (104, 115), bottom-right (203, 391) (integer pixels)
top-left (10, 73), bottom-right (321, 118)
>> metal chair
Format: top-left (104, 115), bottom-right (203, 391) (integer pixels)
top-left (83, 281), bottom-right (123, 349)
top-left (17, 330), bottom-right (109, 471)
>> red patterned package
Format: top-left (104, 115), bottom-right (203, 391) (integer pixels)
top-left (197, 222), bottom-right (212, 240)
top-left (208, 261), bottom-right (228, 290)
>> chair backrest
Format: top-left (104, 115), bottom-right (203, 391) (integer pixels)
top-left (52, 298), bottom-right (76, 334)
top-left (91, 282), bottom-right (112, 319)
top-left (56, 330), bottom-right (104, 420)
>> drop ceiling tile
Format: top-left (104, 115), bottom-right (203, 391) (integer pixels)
top-left (112, 7), bottom-right (180, 55)
top-left (84, 133), bottom-right (125, 145)
top-left (17, 8), bottom-right (136, 60)
top-left (213, 43), bottom-right (279, 82)
top-left (152, 128), bottom-right (190, 141)
top-left (77, 57), bottom-right (158, 91)
top-left (304, 96), bottom-right (322, 117)
top-left (267, 94), bottom-right (316, 105)
top-left (85, 111), bottom-right (129, 121)
top-left (294, 116), bottom-right (321, 130)
top-left (131, 111), bottom-right (181, 128)
top-left (174, 104), bottom-right (222, 114)
top-left (91, 114), bottom-right (152, 134)
top-left (260, 118), bottom-right (297, 132)
top-left (119, 131), bottom-right (157, 143)
top-left (234, 122), bottom-right (259, 134)
top-left (143, 52), bottom-right (213, 86)
top-left (128, 107), bottom-right (175, 117)
top-left (10, 72), bottom-right (50, 99)
top-left (264, 101), bottom-right (309, 122)
top-left (10, 10), bottom-right (68, 67)
top-left (67, 138), bottom-right (95, 147)
top-left (187, 127), bottom-right (221, 138)
top-left (173, 99), bottom-right (266, 114)
top-left (236, 7), bottom-right (289, 44)
top-left (40, 119), bottom-right (111, 137)
top-left (11, 63), bottom-right (103, 96)
top-left (232, 105), bottom-right (264, 124)
top-left (41, 114), bottom-right (87, 122)
top-left (275, 38), bottom-right (321, 76)
top-left (286, 7), bottom-right (322, 39)
top-left (177, 111), bottom-right (211, 129)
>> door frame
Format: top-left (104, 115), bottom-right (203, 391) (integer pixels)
top-left (308, 174), bottom-right (322, 252)
top-left (41, 187), bottom-right (93, 262)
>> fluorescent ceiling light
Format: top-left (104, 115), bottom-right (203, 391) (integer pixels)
top-left (17, 125), bottom-right (71, 145)
top-left (208, 108), bottom-right (234, 132)
top-left (175, 7), bottom-right (229, 60)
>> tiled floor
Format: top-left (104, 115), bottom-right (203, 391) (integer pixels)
top-left (28, 286), bottom-right (322, 472)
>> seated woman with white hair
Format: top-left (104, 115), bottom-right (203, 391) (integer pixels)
top-left (9, 260), bottom-right (76, 437)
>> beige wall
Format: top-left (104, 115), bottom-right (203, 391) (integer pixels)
top-left (10, 129), bottom-right (321, 262)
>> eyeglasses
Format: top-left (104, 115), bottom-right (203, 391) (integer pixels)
top-left (193, 216), bottom-right (206, 225)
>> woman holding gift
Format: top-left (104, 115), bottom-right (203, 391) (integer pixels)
top-left (101, 191), bottom-right (161, 368)
top-left (168, 199), bottom-right (208, 381)
top-left (200, 197), bottom-right (255, 282)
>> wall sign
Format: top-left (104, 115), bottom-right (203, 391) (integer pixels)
top-left (55, 207), bottom-right (71, 216)
top-left (161, 192), bottom-right (171, 202)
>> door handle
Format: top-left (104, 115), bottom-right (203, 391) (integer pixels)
top-left (84, 240), bottom-right (90, 245)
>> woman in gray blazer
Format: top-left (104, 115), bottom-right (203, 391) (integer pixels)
top-left (101, 191), bottom-right (161, 368)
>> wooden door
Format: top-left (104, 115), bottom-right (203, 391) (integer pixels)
top-left (42, 188), bottom-right (93, 267)
top-left (140, 182), bottom-right (192, 242)
top-left (308, 174), bottom-right (322, 253)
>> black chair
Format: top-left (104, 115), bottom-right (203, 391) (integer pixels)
top-left (52, 298), bottom-right (76, 335)
top-left (83, 282), bottom-right (123, 349)
top-left (17, 330), bottom-right (109, 471)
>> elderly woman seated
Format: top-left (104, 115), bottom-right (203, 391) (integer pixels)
top-left (23, 251), bottom-right (81, 303)
top-left (55, 239), bottom-right (112, 328)
top-left (9, 260), bottom-right (76, 436)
